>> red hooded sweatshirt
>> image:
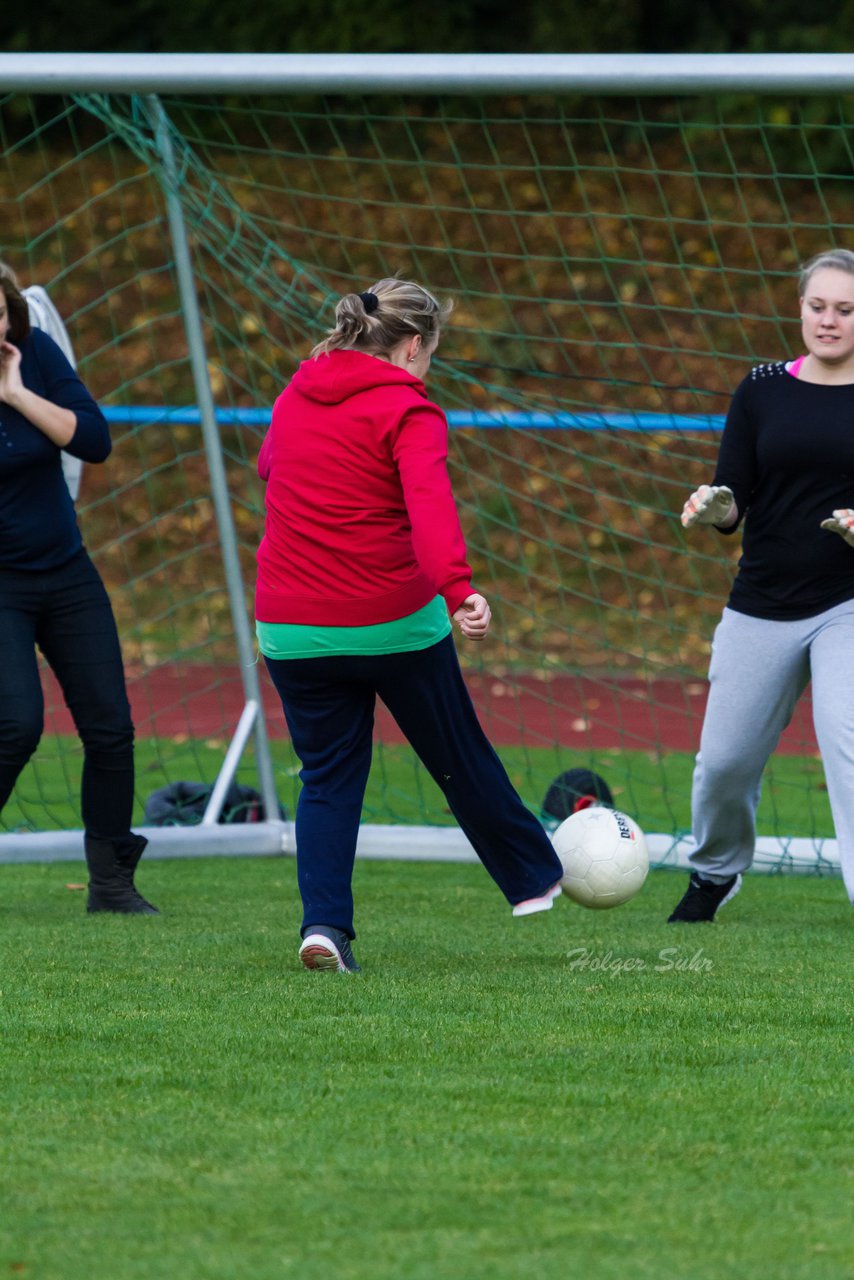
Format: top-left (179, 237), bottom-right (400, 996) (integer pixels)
top-left (255, 349), bottom-right (473, 627)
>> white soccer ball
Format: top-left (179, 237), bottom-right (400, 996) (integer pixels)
top-left (552, 805), bottom-right (649, 910)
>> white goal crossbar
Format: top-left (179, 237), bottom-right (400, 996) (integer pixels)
top-left (2, 52), bottom-right (854, 95)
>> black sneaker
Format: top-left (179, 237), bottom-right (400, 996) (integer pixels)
top-left (667, 872), bottom-right (742, 923)
top-left (299, 926), bottom-right (362, 973)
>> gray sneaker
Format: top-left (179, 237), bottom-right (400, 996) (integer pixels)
top-left (299, 926), bottom-right (362, 973)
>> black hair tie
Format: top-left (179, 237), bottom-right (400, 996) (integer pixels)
top-left (359, 291), bottom-right (379, 315)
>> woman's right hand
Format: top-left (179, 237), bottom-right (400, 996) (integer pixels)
top-left (681, 484), bottom-right (737, 529)
top-left (0, 340), bottom-right (24, 404)
top-left (453, 592), bottom-right (491, 641)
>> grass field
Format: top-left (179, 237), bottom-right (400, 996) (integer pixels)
top-left (0, 738), bottom-right (836, 844)
top-left (0, 856), bottom-right (851, 1280)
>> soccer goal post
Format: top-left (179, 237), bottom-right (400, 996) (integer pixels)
top-left (0, 53), bottom-right (850, 876)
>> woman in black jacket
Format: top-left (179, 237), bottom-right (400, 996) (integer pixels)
top-left (0, 263), bottom-right (155, 914)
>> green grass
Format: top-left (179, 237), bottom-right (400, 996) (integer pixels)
top-left (1, 739), bottom-right (836, 844)
top-left (0, 858), bottom-right (851, 1280)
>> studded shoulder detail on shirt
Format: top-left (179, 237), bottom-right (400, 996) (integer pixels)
top-left (749, 361), bottom-right (788, 381)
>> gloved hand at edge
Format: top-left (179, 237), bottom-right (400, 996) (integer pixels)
top-left (820, 508), bottom-right (854, 549)
top-left (681, 484), bottom-right (737, 529)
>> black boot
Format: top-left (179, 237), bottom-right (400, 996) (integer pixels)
top-left (115, 833), bottom-right (159, 914)
top-left (86, 833), bottom-right (159, 915)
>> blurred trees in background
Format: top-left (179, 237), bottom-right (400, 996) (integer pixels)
top-left (1, 0), bottom-right (852, 55)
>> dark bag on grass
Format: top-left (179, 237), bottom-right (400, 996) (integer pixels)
top-left (542, 767), bottom-right (614, 828)
top-left (143, 780), bottom-right (269, 826)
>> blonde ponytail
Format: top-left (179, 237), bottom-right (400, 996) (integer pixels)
top-left (311, 277), bottom-right (452, 358)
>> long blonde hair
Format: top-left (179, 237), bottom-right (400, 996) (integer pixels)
top-left (310, 277), bottom-right (452, 359)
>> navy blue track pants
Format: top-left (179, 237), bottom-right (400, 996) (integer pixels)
top-left (265, 634), bottom-right (562, 938)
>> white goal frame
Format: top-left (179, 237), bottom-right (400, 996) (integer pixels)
top-left (0, 53), bottom-right (844, 875)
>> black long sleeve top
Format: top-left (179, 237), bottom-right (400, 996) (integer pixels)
top-left (0, 328), bottom-right (111, 570)
top-left (713, 360), bottom-right (854, 620)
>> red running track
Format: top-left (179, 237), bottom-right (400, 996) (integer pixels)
top-left (39, 664), bottom-right (820, 756)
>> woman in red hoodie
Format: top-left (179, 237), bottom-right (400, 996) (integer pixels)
top-left (256, 278), bottom-right (564, 972)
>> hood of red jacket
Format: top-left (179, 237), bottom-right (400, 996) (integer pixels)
top-left (289, 349), bottom-right (428, 406)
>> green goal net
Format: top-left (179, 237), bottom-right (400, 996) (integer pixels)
top-left (0, 78), bottom-right (848, 874)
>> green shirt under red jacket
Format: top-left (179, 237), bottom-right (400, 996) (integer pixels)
top-left (256, 594), bottom-right (451, 660)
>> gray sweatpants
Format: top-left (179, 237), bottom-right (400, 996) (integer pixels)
top-left (691, 600), bottom-right (854, 902)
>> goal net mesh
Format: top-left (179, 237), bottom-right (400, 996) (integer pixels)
top-left (1, 87), bottom-right (849, 872)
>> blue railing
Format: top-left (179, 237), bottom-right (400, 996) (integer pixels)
top-left (102, 407), bottom-right (725, 433)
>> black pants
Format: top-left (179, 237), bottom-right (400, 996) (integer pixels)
top-left (0, 550), bottom-right (135, 838)
top-left (265, 633), bottom-right (563, 938)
